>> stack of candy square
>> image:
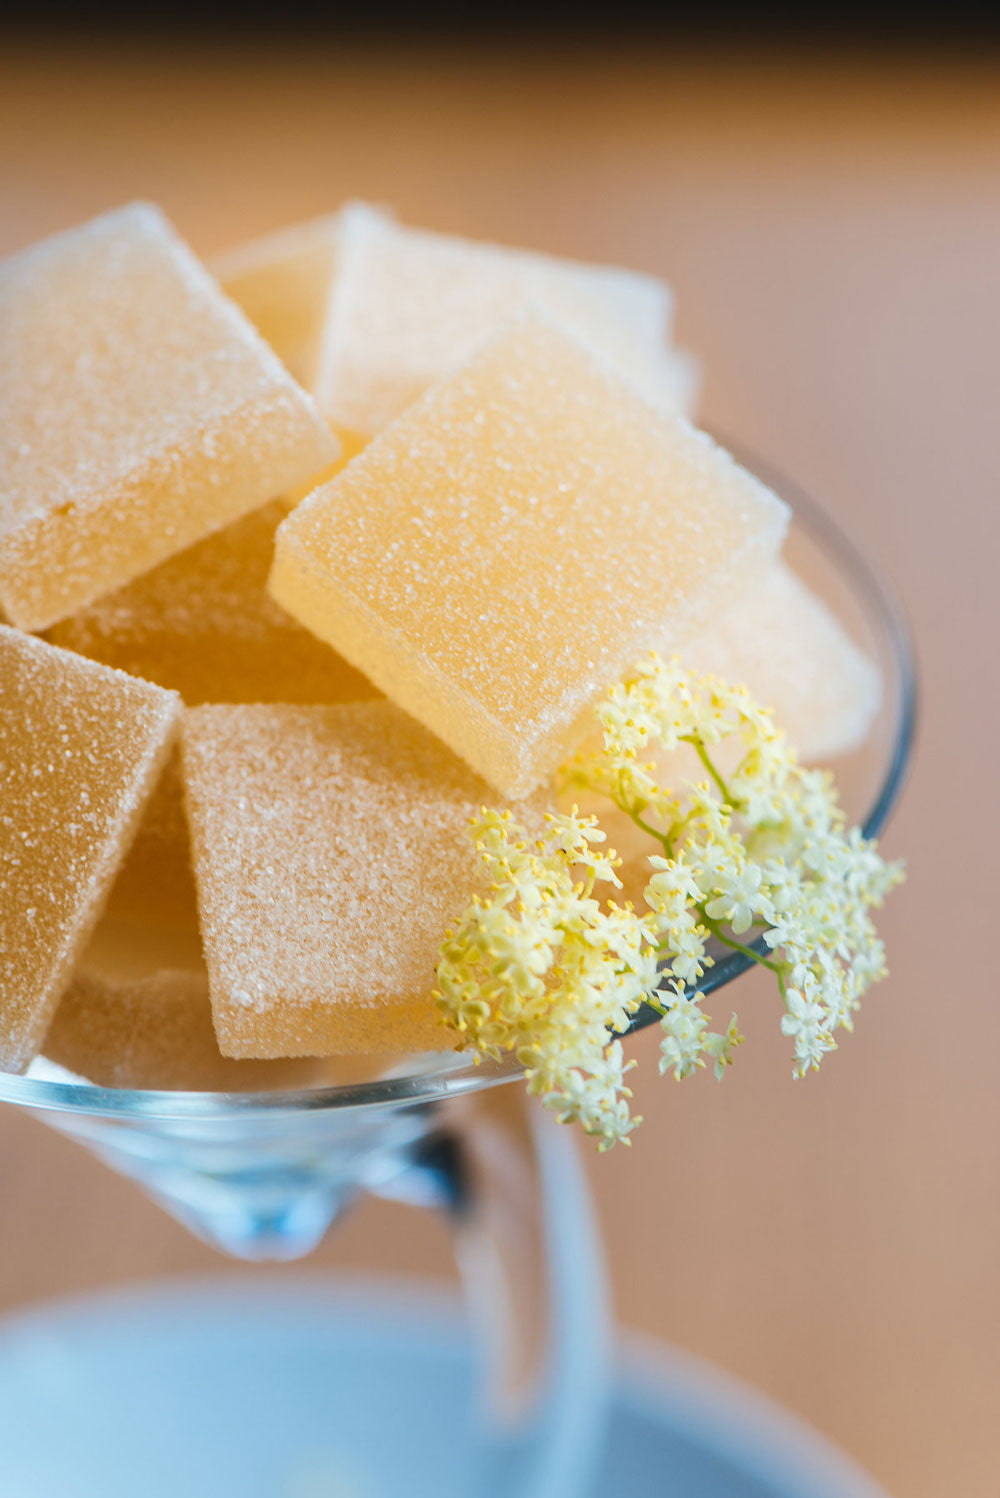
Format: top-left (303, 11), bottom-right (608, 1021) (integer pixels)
top-left (0, 626), bottom-right (181, 1072)
top-left (0, 199), bottom-right (880, 1089)
top-left (216, 201), bottom-right (700, 451)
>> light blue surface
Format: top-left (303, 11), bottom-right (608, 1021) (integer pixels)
top-left (0, 1276), bottom-right (888, 1498)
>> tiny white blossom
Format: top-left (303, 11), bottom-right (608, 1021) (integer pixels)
top-left (659, 989), bottom-right (709, 1079)
top-left (781, 984), bottom-right (837, 1076)
top-left (704, 1015), bottom-right (744, 1080)
top-left (703, 861), bottom-right (775, 935)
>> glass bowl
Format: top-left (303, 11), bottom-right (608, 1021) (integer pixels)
top-left (0, 449), bottom-right (916, 1259)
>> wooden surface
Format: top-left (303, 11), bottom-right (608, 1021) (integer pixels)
top-left (1, 46), bottom-right (998, 1498)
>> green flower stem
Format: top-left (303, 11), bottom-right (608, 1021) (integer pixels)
top-left (621, 803), bottom-right (673, 857)
top-left (681, 734), bottom-right (736, 806)
top-left (698, 907), bottom-right (783, 974)
top-left (776, 968), bottom-right (790, 1009)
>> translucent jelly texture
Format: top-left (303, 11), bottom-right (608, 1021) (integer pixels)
top-left (0, 202), bottom-right (338, 630)
top-left (98, 747), bottom-right (200, 934)
top-left (271, 320), bottom-right (789, 797)
top-left (181, 701), bottom-right (533, 1058)
top-left (213, 212), bottom-right (342, 390)
top-left (44, 967), bottom-right (290, 1091)
top-left (0, 626), bottom-right (181, 1071)
top-left (314, 203), bottom-right (697, 437)
top-left (45, 959), bottom-right (396, 1090)
top-left (50, 501), bottom-right (380, 708)
top-left (46, 914), bottom-right (402, 1090)
top-left (683, 559), bottom-right (882, 760)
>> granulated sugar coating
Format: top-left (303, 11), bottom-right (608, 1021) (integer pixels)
top-left (313, 203), bottom-right (698, 437)
top-left (42, 906), bottom-right (371, 1090)
top-left (0, 202), bottom-right (338, 631)
top-left (45, 912), bottom-right (419, 1088)
top-left (182, 701), bottom-right (530, 1058)
top-left (213, 213), bottom-right (342, 389)
top-left (50, 501), bottom-right (380, 707)
top-left (45, 967), bottom-right (284, 1091)
top-left (271, 320), bottom-right (789, 797)
top-left (683, 559), bottom-right (882, 760)
top-left (45, 962), bottom-right (415, 1090)
top-left (100, 746), bottom-right (200, 933)
top-left (0, 626), bottom-right (181, 1072)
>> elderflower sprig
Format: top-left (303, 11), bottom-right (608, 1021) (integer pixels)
top-left (436, 654), bottom-right (904, 1148)
top-left (436, 808), bottom-right (659, 1149)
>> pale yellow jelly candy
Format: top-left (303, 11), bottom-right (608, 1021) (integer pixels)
top-left (0, 202), bottom-right (339, 631)
top-left (213, 213), bottom-right (342, 389)
top-left (0, 626), bottom-right (181, 1071)
top-left (45, 967), bottom-right (283, 1091)
top-left (44, 918), bottom-right (358, 1091)
top-left (99, 746), bottom-right (200, 933)
top-left (280, 427), bottom-right (372, 506)
top-left (50, 501), bottom-right (380, 708)
top-left (46, 966), bottom-right (405, 1091)
top-left (182, 701), bottom-right (529, 1059)
top-left (313, 202), bottom-right (697, 437)
top-left (271, 320), bottom-right (789, 798)
top-left (45, 915), bottom-right (401, 1090)
top-left (682, 558), bottom-right (882, 761)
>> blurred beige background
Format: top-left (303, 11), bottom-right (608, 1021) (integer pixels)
top-left (1, 45), bottom-right (997, 1498)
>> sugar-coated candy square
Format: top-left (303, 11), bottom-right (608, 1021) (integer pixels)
top-left (50, 501), bottom-right (380, 707)
top-left (313, 203), bottom-right (697, 439)
top-left (45, 913), bottom-right (400, 1090)
top-left (47, 962), bottom-right (403, 1090)
top-left (182, 701), bottom-right (533, 1058)
top-left (271, 320), bottom-right (788, 797)
top-left (683, 559), bottom-right (881, 760)
top-left (97, 746), bottom-right (200, 934)
top-left (44, 965), bottom-right (342, 1092)
top-left (43, 914), bottom-right (339, 1091)
top-left (45, 967), bottom-right (266, 1091)
top-left (0, 626), bottom-right (181, 1070)
top-left (213, 213), bottom-right (342, 389)
top-left (0, 202), bottom-right (338, 630)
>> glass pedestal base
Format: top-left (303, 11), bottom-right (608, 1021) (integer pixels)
top-left (0, 1274), bottom-right (888, 1498)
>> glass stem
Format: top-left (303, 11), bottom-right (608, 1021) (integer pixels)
top-left (432, 1085), bottom-right (612, 1497)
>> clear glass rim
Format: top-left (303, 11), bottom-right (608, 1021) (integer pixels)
top-left (0, 448), bottom-right (917, 1123)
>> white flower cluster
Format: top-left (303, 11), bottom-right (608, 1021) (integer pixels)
top-left (436, 654), bottom-right (904, 1147)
